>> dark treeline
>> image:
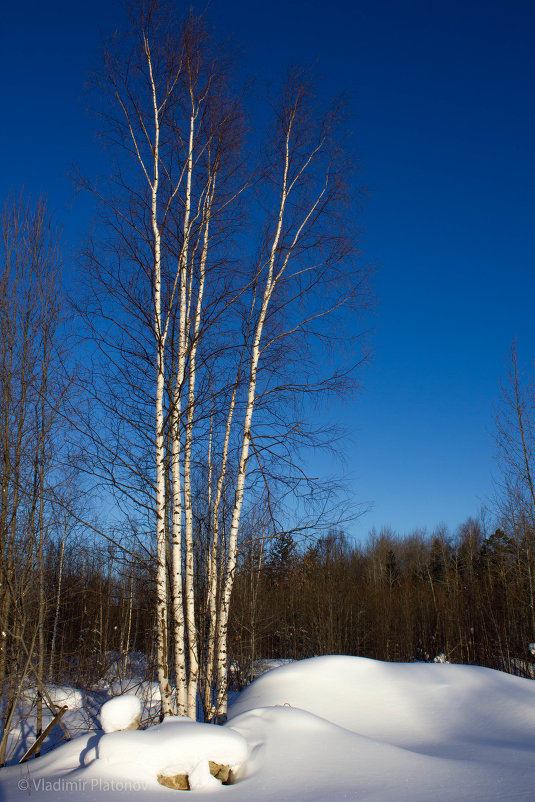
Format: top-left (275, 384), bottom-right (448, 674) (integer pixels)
top-left (0, 534), bottom-right (156, 690)
top-left (7, 514), bottom-right (534, 700)
top-left (230, 520), bottom-right (535, 679)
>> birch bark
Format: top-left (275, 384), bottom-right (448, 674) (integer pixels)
top-left (145, 32), bottom-right (173, 716)
top-left (213, 119), bottom-right (292, 718)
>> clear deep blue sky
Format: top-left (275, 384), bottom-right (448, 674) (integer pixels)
top-left (2, 0), bottom-right (534, 540)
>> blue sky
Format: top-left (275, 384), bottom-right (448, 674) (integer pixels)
top-left (2, 0), bottom-right (534, 540)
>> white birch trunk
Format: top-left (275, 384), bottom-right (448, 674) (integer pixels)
top-left (171, 395), bottom-right (187, 713)
top-left (146, 34), bottom-right (173, 717)
top-left (204, 376), bottom-right (239, 719)
top-left (171, 101), bottom-right (197, 718)
top-left (183, 175), bottom-right (215, 718)
top-left (213, 130), bottom-right (292, 718)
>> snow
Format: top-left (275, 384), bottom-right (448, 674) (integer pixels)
top-left (96, 717), bottom-right (248, 789)
top-left (2, 655), bottom-right (535, 800)
top-left (433, 651), bottom-right (449, 663)
top-left (99, 694), bottom-right (141, 733)
top-left (102, 651), bottom-right (149, 683)
top-left (20, 685), bottom-right (84, 710)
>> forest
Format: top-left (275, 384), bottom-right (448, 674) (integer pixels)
top-left (4, 510), bottom-right (535, 706)
top-left (2, 0), bottom-right (535, 765)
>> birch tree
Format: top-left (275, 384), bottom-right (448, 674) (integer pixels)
top-left (206, 75), bottom-right (371, 718)
top-left (83, 1), bottom-right (244, 716)
top-left (85, 0), bottom-right (370, 720)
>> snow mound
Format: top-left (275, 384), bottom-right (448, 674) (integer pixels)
top-left (224, 656), bottom-right (535, 800)
top-left (100, 694), bottom-right (142, 733)
top-left (96, 718), bottom-right (248, 788)
top-left (228, 654), bottom-right (535, 754)
top-left (20, 685), bottom-right (84, 710)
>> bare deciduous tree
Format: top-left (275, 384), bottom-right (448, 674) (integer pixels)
top-left (494, 343), bottom-right (535, 638)
top-left (82, 0), bottom-right (370, 721)
top-left (0, 195), bottom-right (72, 765)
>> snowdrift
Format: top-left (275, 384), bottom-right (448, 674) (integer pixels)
top-left (229, 654), bottom-right (535, 755)
top-left (20, 685), bottom-right (84, 710)
top-left (2, 655), bottom-right (535, 801)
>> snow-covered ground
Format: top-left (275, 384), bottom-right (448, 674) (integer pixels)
top-left (2, 677), bottom-right (162, 766)
top-left (2, 655), bottom-right (535, 800)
